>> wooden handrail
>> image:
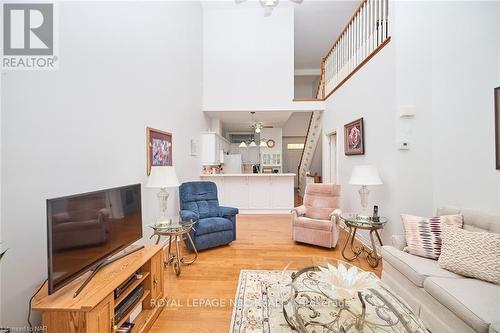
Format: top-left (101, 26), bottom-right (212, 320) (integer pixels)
top-left (316, 0), bottom-right (391, 100)
top-left (325, 0), bottom-right (368, 59)
top-left (323, 37), bottom-right (390, 101)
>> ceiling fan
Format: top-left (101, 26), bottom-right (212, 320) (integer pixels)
top-left (250, 112), bottom-right (273, 134)
top-left (239, 112), bottom-right (273, 148)
top-left (235, 0), bottom-right (304, 16)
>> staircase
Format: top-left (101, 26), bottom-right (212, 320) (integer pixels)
top-left (297, 111), bottom-right (323, 195)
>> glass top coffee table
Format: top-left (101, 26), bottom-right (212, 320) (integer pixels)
top-left (149, 218), bottom-right (197, 276)
top-left (282, 259), bottom-right (427, 333)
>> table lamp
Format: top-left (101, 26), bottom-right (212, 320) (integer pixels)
top-left (349, 165), bottom-right (383, 218)
top-left (146, 166), bottom-right (180, 223)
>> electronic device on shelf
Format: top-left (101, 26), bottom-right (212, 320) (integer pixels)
top-left (114, 285), bottom-right (144, 325)
top-left (46, 184), bottom-right (144, 296)
top-left (372, 205), bottom-right (380, 222)
top-left (116, 323), bottom-right (134, 333)
top-left (115, 270), bottom-right (142, 299)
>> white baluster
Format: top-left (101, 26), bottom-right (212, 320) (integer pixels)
top-left (381, 0), bottom-right (385, 41)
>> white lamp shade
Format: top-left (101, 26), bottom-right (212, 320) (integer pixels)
top-left (349, 165), bottom-right (383, 186)
top-left (239, 141), bottom-right (247, 148)
top-left (146, 166), bottom-right (180, 188)
top-left (260, 140), bottom-right (267, 147)
top-left (249, 141), bottom-right (257, 147)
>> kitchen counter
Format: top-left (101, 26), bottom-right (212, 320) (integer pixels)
top-left (200, 173), bottom-right (295, 177)
top-left (200, 173), bottom-right (295, 213)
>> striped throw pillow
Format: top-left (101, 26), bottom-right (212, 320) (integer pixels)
top-left (401, 214), bottom-right (464, 260)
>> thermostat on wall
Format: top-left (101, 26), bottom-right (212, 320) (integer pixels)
top-left (398, 141), bottom-right (410, 150)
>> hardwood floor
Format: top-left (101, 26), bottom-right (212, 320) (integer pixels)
top-left (149, 214), bottom-right (381, 333)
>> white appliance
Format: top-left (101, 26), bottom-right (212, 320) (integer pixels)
top-left (223, 154), bottom-right (243, 174)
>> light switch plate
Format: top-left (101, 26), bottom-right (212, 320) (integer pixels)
top-left (399, 106), bottom-right (416, 117)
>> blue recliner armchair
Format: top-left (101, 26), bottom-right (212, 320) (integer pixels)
top-left (179, 181), bottom-right (238, 251)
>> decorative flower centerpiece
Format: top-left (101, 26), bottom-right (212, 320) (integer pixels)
top-left (317, 263), bottom-right (377, 300)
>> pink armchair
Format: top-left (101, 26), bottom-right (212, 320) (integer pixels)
top-left (292, 184), bottom-right (341, 248)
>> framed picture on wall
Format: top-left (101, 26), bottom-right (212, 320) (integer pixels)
top-left (344, 117), bottom-right (365, 155)
top-left (495, 87), bottom-right (500, 170)
top-left (146, 127), bottom-right (172, 175)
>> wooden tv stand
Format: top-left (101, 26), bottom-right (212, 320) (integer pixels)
top-left (33, 245), bottom-right (165, 333)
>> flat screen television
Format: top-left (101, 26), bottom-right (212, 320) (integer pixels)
top-left (46, 184), bottom-right (143, 294)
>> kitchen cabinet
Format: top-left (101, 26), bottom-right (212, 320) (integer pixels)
top-left (202, 132), bottom-right (230, 165)
top-left (200, 174), bottom-right (295, 213)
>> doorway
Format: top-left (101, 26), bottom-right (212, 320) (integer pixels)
top-left (326, 132), bottom-right (337, 184)
top-left (282, 136), bottom-right (306, 188)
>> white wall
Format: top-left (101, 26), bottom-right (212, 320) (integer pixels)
top-left (322, 44), bottom-right (399, 244)
top-left (283, 112), bottom-right (311, 136)
top-left (294, 76), bottom-right (319, 99)
top-left (203, 4), bottom-right (294, 111)
top-left (430, 1), bottom-right (500, 213)
top-left (322, 1), bottom-right (500, 246)
top-left (0, 1), bottom-right (205, 327)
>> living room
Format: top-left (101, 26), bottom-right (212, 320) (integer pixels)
top-left (0, 1), bottom-right (499, 333)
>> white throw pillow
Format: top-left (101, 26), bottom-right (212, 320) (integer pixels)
top-left (438, 226), bottom-right (500, 284)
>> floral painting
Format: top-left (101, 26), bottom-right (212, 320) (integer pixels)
top-left (344, 118), bottom-right (364, 155)
top-left (147, 127), bottom-right (172, 175)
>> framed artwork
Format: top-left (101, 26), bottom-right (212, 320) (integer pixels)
top-left (146, 127), bottom-right (172, 175)
top-left (344, 117), bottom-right (365, 155)
top-left (495, 87), bottom-right (500, 170)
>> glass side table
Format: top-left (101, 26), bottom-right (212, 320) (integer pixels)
top-left (340, 213), bottom-right (388, 268)
top-left (149, 218), bottom-right (198, 276)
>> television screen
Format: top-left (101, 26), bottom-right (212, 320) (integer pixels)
top-left (46, 184), bottom-right (142, 294)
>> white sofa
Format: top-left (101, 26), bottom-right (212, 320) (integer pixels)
top-left (381, 207), bottom-right (500, 333)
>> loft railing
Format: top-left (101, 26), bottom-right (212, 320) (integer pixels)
top-left (320, 0), bottom-right (391, 100)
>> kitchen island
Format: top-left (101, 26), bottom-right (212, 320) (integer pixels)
top-left (200, 173), bottom-right (295, 214)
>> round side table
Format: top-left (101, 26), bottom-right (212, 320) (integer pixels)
top-left (149, 219), bottom-right (198, 276)
top-left (340, 213), bottom-right (388, 268)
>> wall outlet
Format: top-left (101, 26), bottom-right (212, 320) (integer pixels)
top-left (398, 141), bottom-right (410, 150)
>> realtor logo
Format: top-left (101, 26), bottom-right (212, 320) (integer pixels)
top-left (2, 3), bottom-right (58, 70)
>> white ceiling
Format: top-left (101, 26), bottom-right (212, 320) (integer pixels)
top-left (294, 0), bottom-right (360, 70)
top-left (206, 111), bottom-right (293, 132)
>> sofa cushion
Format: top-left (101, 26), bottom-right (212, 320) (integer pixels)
top-left (424, 277), bottom-right (500, 333)
top-left (294, 216), bottom-right (332, 231)
top-left (302, 184), bottom-right (340, 220)
top-left (381, 246), bottom-right (463, 287)
top-left (401, 213), bottom-right (463, 259)
top-left (180, 181), bottom-right (220, 219)
top-left (195, 217), bottom-right (233, 236)
top-left (437, 206), bottom-right (500, 233)
top-left (438, 226), bottom-right (500, 284)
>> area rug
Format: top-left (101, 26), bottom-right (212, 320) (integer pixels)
top-left (228, 270), bottom-right (293, 333)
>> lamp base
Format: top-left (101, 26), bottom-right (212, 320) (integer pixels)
top-left (358, 185), bottom-right (370, 217)
top-left (157, 188), bottom-right (171, 223)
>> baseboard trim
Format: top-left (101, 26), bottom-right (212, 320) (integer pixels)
top-left (239, 210), bottom-right (291, 215)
